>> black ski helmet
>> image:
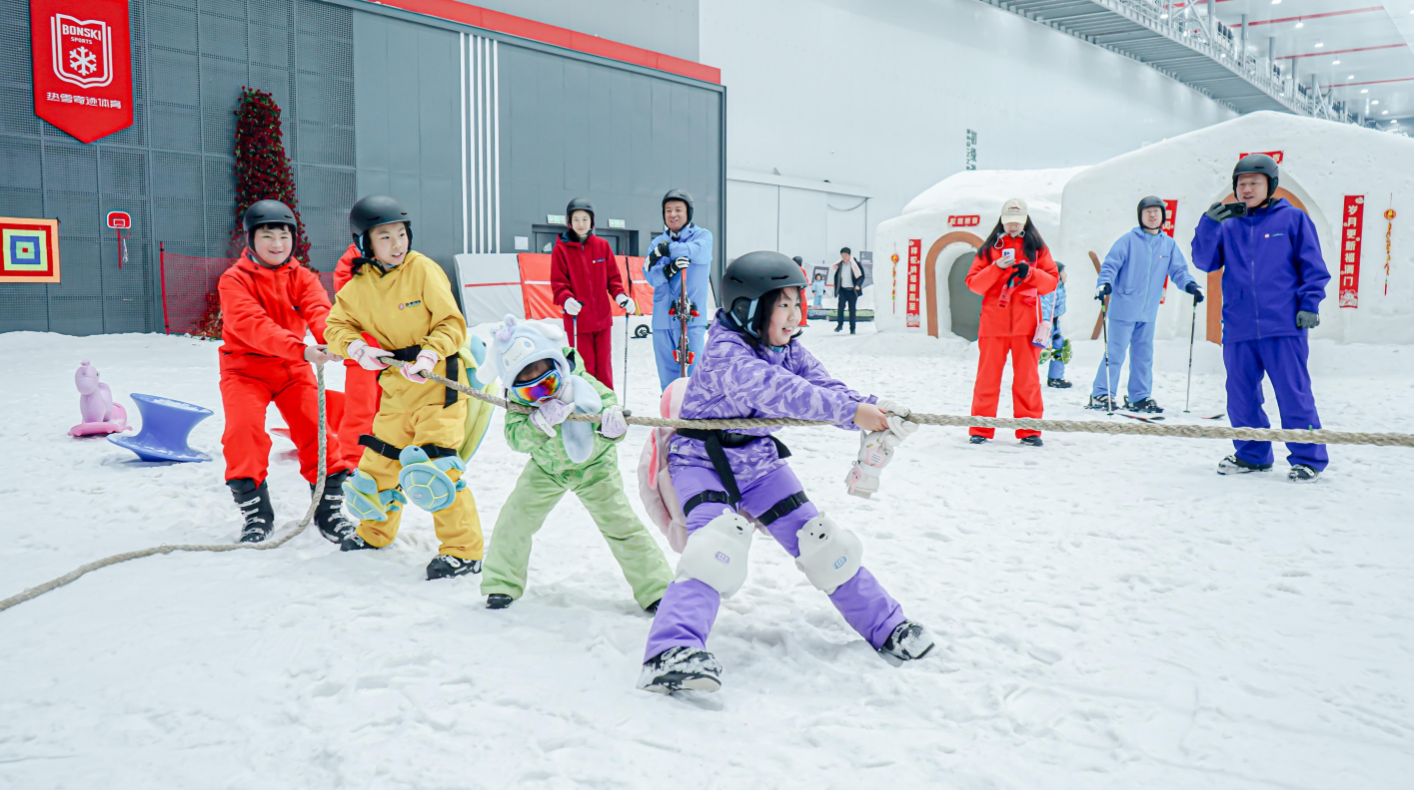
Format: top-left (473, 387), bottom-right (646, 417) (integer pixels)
top-left (1233, 153), bottom-right (1279, 196)
top-left (350, 195), bottom-right (413, 255)
top-left (662, 188), bottom-right (694, 225)
top-left (1137, 195), bottom-right (1167, 229)
top-left (565, 197), bottom-right (595, 228)
top-left (722, 251), bottom-right (808, 337)
top-left (243, 200), bottom-right (297, 258)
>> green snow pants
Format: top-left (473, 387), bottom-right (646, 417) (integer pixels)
top-left (480, 449), bottom-right (673, 609)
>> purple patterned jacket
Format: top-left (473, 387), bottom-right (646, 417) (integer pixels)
top-left (666, 313), bottom-right (875, 486)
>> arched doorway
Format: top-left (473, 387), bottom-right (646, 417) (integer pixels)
top-left (947, 250), bottom-right (983, 341)
top-left (1205, 188), bottom-right (1309, 343)
top-left (925, 231), bottom-right (985, 338)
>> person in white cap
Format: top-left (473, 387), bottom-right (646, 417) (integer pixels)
top-left (963, 198), bottom-right (1059, 446)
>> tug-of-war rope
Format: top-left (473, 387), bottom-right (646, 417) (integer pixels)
top-left (5, 358), bottom-right (1411, 614)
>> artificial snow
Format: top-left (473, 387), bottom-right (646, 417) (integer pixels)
top-left (1, 326), bottom-right (1411, 789)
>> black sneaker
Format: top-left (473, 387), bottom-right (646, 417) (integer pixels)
top-left (1217, 455), bottom-right (1273, 475)
top-left (637, 647), bottom-right (722, 693)
top-left (427, 555), bottom-right (482, 580)
top-left (968, 435), bottom-right (989, 445)
top-left (312, 470), bottom-right (358, 543)
top-left (1019, 436), bottom-right (1043, 447)
top-left (1124, 397), bottom-right (1164, 414)
top-left (228, 478), bottom-right (275, 544)
top-left (486, 593), bottom-right (514, 609)
top-left (339, 533), bottom-right (380, 552)
top-left (1086, 394), bottom-right (1116, 411)
top-left (877, 621), bottom-right (936, 666)
top-left (1047, 378), bottom-right (1072, 389)
top-left (645, 599), bottom-right (661, 614)
top-left (1288, 464), bottom-right (1321, 482)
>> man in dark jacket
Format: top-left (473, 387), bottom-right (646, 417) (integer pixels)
top-left (1192, 154), bottom-right (1331, 482)
top-left (831, 247), bottom-right (864, 333)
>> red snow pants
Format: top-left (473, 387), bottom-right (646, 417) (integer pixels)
top-left (337, 360), bottom-right (382, 469)
top-left (970, 335), bottom-right (1043, 439)
top-left (220, 352), bottom-right (349, 486)
top-left (563, 318), bottom-right (614, 389)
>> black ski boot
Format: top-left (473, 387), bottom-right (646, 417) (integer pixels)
top-left (1086, 394), bottom-right (1116, 411)
top-left (1217, 454), bottom-right (1272, 475)
top-left (486, 593), bottom-right (513, 609)
top-left (637, 647), bottom-right (723, 693)
top-left (427, 555), bottom-right (482, 580)
top-left (340, 532), bottom-right (380, 551)
top-left (1019, 436), bottom-right (1043, 447)
top-left (878, 620), bottom-right (936, 666)
top-left (968, 435), bottom-right (989, 445)
top-left (1288, 464), bottom-right (1321, 482)
top-left (312, 470), bottom-right (358, 543)
top-left (1047, 378), bottom-right (1072, 389)
top-left (1124, 397), bottom-right (1164, 414)
top-left (229, 478), bottom-right (275, 544)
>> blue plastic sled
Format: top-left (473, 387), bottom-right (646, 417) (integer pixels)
top-left (108, 393), bottom-right (213, 463)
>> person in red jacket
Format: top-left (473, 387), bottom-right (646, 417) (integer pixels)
top-left (551, 198), bottom-right (635, 388)
top-left (332, 243), bottom-right (382, 472)
top-left (964, 198), bottom-right (1059, 447)
top-left (218, 200), bottom-right (355, 544)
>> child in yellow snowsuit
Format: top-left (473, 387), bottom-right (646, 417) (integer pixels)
top-left (323, 195), bottom-right (485, 580)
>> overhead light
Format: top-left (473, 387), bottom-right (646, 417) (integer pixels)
top-left (1272, 0), bottom-right (1280, 4)
top-left (1333, 60), bottom-right (1341, 65)
top-left (1373, 100), bottom-right (1380, 104)
top-left (1349, 75), bottom-right (1356, 79)
top-left (1295, 21), bottom-right (1304, 28)
top-left (1394, 119), bottom-right (1400, 124)
top-left (1383, 110), bottom-right (1389, 114)
top-left (1160, 11), bottom-right (1168, 17)
top-left (1362, 89), bottom-right (1369, 94)
top-left (1315, 41), bottom-right (1323, 48)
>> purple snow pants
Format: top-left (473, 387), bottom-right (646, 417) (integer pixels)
top-left (643, 464), bottom-right (906, 661)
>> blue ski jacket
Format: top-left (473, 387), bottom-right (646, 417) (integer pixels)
top-left (1191, 198), bottom-right (1330, 343)
top-left (1099, 227), bottom-right (1198, 324)
top-left (1041, 277), bottom-right (1067, 323)
top-left (644, 224), bottom-right (713, 330)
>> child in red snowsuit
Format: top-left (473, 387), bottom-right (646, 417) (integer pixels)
top-left (219, 200), bottom-right (354, 544)
top-left (332, 243), bottom-right (382, 471)
top-left (551, 198), bottom-right (635, 388)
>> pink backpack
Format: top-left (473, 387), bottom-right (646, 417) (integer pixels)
top-left (637, 378), bottom-right (690, 552)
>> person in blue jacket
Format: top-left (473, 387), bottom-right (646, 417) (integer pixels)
top-left (643, 189), bottom-right (713, 390)
top-left (1192, 154), bottom-right (1330, 482)
top-left (1090, 196), bottom-right (1203, 413)
top-left (1042, 263), bottom-right (1070, 388)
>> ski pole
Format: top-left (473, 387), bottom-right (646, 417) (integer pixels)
top-left (623, 256), bottom-right (632, 409)
top-left (1184, 295), bottom-right (1197, 413)
top-left (1101, 299), bottom-right (1114, 417)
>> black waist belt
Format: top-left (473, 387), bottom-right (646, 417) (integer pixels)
top-left (386, 345), bottom-right (460, 408)
top-left (675, 429), bottom-right (790, 507)
top-left (358, 435), bottom-right (460, 462)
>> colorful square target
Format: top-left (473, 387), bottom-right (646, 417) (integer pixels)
top-left (0, 218), bottom-right (61, 282)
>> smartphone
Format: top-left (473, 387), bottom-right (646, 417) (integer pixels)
top-left (1002, 249), bottom-right (1015, 261)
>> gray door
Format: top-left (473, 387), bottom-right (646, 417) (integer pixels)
top-left (948, 250), bottom-right (983, 341)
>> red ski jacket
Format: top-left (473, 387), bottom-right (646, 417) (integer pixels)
top-left (333, 243), bottom-right (359, 292)
top-left (965, 234), bottom-right (1059, 338)
top-left (217, 251), bottom-right (331, 361)
top-left (551, 231), bottom-right (626, 333)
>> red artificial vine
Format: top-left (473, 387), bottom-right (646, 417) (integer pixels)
top-left (229, 87), bottom-right (312, 265)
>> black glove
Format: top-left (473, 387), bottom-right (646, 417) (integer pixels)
top-left (1205, 201), bottom-right (1247, 223)
top-left (1095, 282), bottom-right (1112, 302)
top-left (1296, 310), bottom-right (1320, 329)
top-left (1185, 281), bottom-right (1204, 304)
top-left (647, 241), bottom-right (671, 267)
top-left (663, 257), bottom-right (690, 278)
top-left (1007, 263), bottom-right (1030, 284)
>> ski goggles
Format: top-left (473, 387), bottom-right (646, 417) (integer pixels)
top-left (509, 366), bottom-right (562, 405)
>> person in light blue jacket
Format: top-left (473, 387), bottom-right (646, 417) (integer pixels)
top-left (644, 189), bottom-right (713, 390)
top-left (1041, 263), bottom-right (1070, 387)
top-left (1089, 196), bottom-right (1203, 413)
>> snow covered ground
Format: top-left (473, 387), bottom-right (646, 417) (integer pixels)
top-left (2, 323), bottom-right (1411, 789)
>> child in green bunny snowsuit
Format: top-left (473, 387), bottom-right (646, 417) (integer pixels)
top-left (480, 316), bottom-right (673, 611)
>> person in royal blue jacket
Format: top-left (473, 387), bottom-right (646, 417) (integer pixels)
top-left (1090, 196), bottom-right (1203, 412)
top-left (643, 189), bottom-right (713, 390)
top-left (1191, 154), bottom-right (1331, 482)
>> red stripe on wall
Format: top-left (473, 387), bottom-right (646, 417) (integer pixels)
top-left (362, 0), bottom-right (721, 84)
top-left (1279, 43), bottom-right (1404, 60)
top-left (1245, 7), bottom-right (1384, 27)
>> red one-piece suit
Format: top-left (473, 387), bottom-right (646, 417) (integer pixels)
top-left (217, 251), bottom-right (350, 485)
top-left (332, 244), bottom-right (383, 470)
top-left (965, 236), bottom-right (1059, 440)
top-left (551, 230), bottom-right (627, 388)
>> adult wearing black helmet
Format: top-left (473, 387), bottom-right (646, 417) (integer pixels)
top-left (644, 189), bottom-right (713, 389)
top-left (1192, 154), bottom-right (1331, 482)
top-left (550, 197), bottom-right (635, 388)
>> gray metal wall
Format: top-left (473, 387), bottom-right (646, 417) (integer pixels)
top-left (462, 0), bottom-right (699, 63)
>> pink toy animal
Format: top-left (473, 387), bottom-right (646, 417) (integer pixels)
top-left (69, 360), bottom-right (131, 437)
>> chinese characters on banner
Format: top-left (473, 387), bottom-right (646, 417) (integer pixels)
top-left (905, 239), bottom-right (921, 328)
top-left (1339, 195), bottom-right (1365, 308)
top-left (1161, 200), bottom-right (1178, 237)
top-left (1238, 150), bottom-right (1284, 164)
top-left (30, 0), bottom-right (133, 143)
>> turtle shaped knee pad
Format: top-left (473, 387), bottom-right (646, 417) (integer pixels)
top-left (341, 469), bottom-right (406, 523)
top-left (397, 445), bottom-right (466, 513)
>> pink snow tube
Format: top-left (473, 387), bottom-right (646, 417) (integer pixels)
top-left (637, 378), bottom-right (690, 552)
top-left (69, 360), bottom-right (131, 437)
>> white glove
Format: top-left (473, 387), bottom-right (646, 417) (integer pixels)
top-left (616, 294), bottom-right (637, 315)
top-left (876, 399), bottom-right (911, 418)
top-left (400, 349), bottom-right (439, 384)
top-left (530, 397), bottom-right (573, 437)
top-left (845, 412), bottom-right (919, 499)
top-left (345, 339), bottom-right (393, 371)
top-left (564, 298), bottom-right (583, 316)
top-left (598, 405), bottom-right (627, 439)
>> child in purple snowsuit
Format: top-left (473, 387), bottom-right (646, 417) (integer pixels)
top-left (638, 251), bottom-right (935, 694)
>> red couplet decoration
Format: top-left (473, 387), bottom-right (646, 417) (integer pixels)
top-left (30, 0), bottom-right (134, 144)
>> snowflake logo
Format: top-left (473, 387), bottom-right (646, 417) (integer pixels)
top-left (69, 47), bottom-right (97, 76)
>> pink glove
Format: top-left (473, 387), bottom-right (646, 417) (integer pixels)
top-left (346, 339), bottom-right (392, 371)
top-left (400, 349), bottom-right (439, 384)
top-left (530, 397), bottom-right (573, 437)
top-left (598, 405), bottom-right (627, 439)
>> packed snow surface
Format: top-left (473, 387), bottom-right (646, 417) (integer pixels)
top-left (1, 326), bottom-right (1411, 789)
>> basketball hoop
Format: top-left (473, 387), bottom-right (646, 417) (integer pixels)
top-left (106, 210), bottom-right (131, 269)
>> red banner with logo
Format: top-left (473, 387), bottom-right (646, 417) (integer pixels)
top-left (31, 0), bottom-right (133, 144)
top-left (905, 239), bottom-right (921, 328)
top-left (1339, 195), bottom-right (1365, 308)
top-left (1238, 150), bottom-right (1284, 164)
